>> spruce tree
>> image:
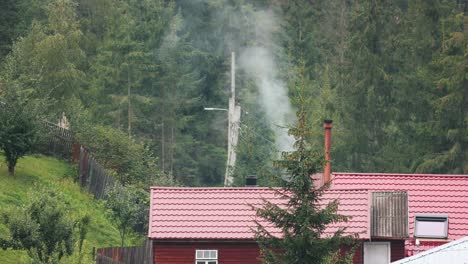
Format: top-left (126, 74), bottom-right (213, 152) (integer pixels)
top-left (254, 66), bottom-right (356, 264)
top-left (415, 5), bottom-right (467, 174)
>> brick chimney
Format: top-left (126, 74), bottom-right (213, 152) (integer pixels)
top-left (323, 120), bottom-right (333, 183)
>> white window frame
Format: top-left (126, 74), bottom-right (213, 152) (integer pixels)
top-left (363, 241), bottom-right (390, 264)
top-left (195, 249), bottom-right (218, 264)
top-left (414, 214), bottom-right (448, 239)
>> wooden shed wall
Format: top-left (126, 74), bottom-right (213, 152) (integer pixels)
top-left (326, 239), bottom-right (404, 264)
top-left (153, 240), bottom-right (404, 264)
top-left (153, 241), bottom-right (261, 264)
top-left (390, 240), bottom-right (406, 261)
top-left (371, 192), bottom-right (408, 238)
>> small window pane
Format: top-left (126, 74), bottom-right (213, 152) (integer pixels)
top-left (416, 221), bottom-right (446, 237)
top-left (208, 261), bottom-right (217, 264)
top-left (196, 250), bottom-right (218, 262)
top-left (415, 215), bottom-right (448, 238)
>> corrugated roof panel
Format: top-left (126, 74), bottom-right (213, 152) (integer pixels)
top-left (148, 172), bottom-right (468, 257)
top-left (332, 173), bottom-right (468, 255)
top-left (149, 187), bottom-right (370, 240)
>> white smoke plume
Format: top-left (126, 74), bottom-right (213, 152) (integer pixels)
top-left (178, 2), bottom-right (296, 151)
top-left (238, 10), bottom-right (295, 152)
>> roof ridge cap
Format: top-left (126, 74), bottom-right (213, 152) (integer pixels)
top-left (150, 186), bottom-right (276, 190)
top-left (333, 172), bottom-right (468, 177)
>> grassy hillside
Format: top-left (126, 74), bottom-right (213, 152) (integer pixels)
top-left (0, 155), bottom-right (127, 263)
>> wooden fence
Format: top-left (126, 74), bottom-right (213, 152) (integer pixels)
top-left (40, 121), bottom-right (115, 199)
top-left (96, 255), bottom-right (123, 264)
top-left (78, 146), bottom-right (116, 199)
top-left (41, 122), bottom-right (153, 264)
top-left (96, 240), bottom-right (153, 264)
top-left (41, 121), bottom-right (78, 161)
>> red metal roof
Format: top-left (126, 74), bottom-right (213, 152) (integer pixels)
top-left (148, 187), bottom-right (370, 240)
top-left (148, 172), bottom-right (468, 256)
top-left (330, 172), bottom-right (468, 255)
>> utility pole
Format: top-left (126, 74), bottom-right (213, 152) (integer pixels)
top-left (225, 52), bottom-right (241, 186)
top-left (170, 126), bottom-right (174, 180)
top-left (127, 65), bottom-right (131, 138)
top-left (161, 121), bottom-right (165, 173)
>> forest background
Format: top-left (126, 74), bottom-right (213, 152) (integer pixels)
top-left (0, 0), bottom-right (466, 189)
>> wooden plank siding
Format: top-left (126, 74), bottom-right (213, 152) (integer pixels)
top-left (342, 244), bottom-right (363, 264)
top-left (152, 241), bottom-right (403, 264)
top-left (153, 242), bottom-right (262, 264)
top-left (371, 192), bottom-right (408, 238)
top-left (390, 240), bottom-right (406, 261)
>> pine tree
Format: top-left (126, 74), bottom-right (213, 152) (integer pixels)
top-left (2, 0), bottom-right (85, 117)
top-left (333, 0), bottom-right (404, 172)
top-left (415, 5), bottom-right (467, 174)
top-left (254, 65), bottom-right (355, 264)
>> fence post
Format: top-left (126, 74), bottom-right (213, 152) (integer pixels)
top-left (80, 148), bottom-right (88, 188)
top-left (71, 143), bottom-right (81, 163)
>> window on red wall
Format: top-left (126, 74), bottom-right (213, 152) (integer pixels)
top-left (195, 250), bottom-right (218, 264)
top-left (414, 214), bottom-right (448, 238)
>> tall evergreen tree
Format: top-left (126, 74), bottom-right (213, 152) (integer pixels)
top-left (2, 0), bottom-right (85, 117)
top-left (414, 5), bottom-right (467, 173)
top-left (254, 65), bottom-right (355, 264)
top-left (334, 0), bottom-right (403, 172)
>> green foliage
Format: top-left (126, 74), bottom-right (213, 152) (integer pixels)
top-left (104, 184), bottom-right (144, 247)
top-left (414, 9), bottom-right (467, 174)
top-left (2, 0), bottom-right (85, 117)
top-left (73, 123), bottom-right (170, 186)
top-left (1, 0), bottom-right (466, 190)
top-left (254, 74), bottom-right (356, 264)
top-left (1, 188), bottom-right (88, 264)
top-left (0, 155), bottom-right (122, 263)
top-left (0, 89), bottom-right (41, 175)
top-left (0, 0), bottom-right (21, 59)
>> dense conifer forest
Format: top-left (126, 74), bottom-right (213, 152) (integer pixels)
top-left (0, 0), bottom-right (466, 187)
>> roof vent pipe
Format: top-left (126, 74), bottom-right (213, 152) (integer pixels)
top-left (323, 120), bottom-right (333, 183)
top-left (245, 175), bottom-right (257, 187)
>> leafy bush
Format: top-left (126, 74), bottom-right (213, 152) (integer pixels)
top-left (0, 88), bottom-right (43, 176)
top-left (0, 188), bottom-right (89, 264)
top-left (104, 184), bottom-right (147, 247)
top-left (73, 123), bottom-right (170, 186)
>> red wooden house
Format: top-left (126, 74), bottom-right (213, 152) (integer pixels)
top-left (148, 122), bottom-right (468, 264)
top-left (148, 173), bottom-right (468, 264)
top-left (149, 187), bottom-right (371, 264)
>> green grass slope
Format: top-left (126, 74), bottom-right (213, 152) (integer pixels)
top-left (0, 155), bottom-right (123, 264)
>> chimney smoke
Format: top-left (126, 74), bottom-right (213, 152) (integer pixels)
top-left (323, 120), bottom-right (333, 183)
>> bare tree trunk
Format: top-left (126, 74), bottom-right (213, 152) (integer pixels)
top-left (6, 155), bottom-right (17, 176)
top-left (127, 66), bottom-right (131, 138)
top-left (120, 228), bottom-right (125, 247)
top-left (8, 164), bottom-right (14, 176)
top-left (161, 121), bottom-right (165, 173)
top-left (170, 126), bottom-right (174, 179)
